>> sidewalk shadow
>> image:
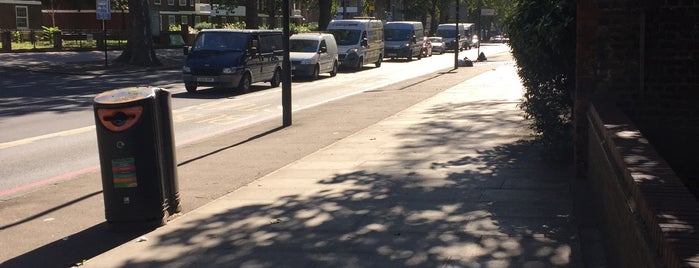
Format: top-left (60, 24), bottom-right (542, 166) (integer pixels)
top-left (92, 101), bottom-right (581, 267)
top-left (2, 223), bottom-right (147, 267)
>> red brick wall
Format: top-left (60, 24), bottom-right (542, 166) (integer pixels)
top-left (577, 1), bottom-right (699, 267)
top-left (588, 102), bottom-right (699, 268)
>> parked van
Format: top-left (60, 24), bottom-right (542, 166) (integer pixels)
top-left (435, 23), bottom-right (467, 52)
top-left (289, 32), bottom-right (339, 80)
top-left (462, 23), bottom-right (477, 49)
top-left (327, 18), bottom-right (384, 71)
top-left (384, 21), bottom-right (424, 61)
top-left (182, 29), bottom-right (283, 93)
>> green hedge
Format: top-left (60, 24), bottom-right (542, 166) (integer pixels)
top-left (506, 0), bottom-right (576, 157)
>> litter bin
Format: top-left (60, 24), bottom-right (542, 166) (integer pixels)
top-left (93, 87), bottom-right (181, 231)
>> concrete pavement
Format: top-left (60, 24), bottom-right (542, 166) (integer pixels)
top-left (79, 57), bottom-right (606, 267)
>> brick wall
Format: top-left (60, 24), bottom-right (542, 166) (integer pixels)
top-left (587, 102), bottom-right (699, 268)
top-left (577, 0), bottom-right (699, 237)
top-left (575, 0), bottom-right (699, 256)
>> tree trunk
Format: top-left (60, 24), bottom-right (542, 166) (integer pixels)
top-left (115, 0), bottom-right (161, 66)
top-left (245, 0), bottom-right (258, 29)
top-left (318, 0), bottom-right (332, 30)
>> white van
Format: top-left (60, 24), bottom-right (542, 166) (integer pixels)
top-left (384, 21), bottom-right (424, 61)
top-left (289, 33), bottom-right (339, 80)
top-left (327, 18), bottom-right (384, 71)
top-left (435, 23), bottom-right (467, 52)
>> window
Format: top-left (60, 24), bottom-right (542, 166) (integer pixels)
top-left (15, 6), bottom-right (28, 29)
top-left (179, 0), bottom-right (186, 6)
top-left (168, 0), bottom-right (174, 6)
top-left (181, 15), bottom-right (188, 25)
top-left (194, 16), bottom-right (201, 24)
top-left (168, 15), bottom-right (176, 27)
top-left (154, 0), bottom-right (161, 5)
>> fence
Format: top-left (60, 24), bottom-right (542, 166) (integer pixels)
top-left (1, 29), bottom-right (189, 52)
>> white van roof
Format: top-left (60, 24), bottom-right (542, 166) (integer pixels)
top-left (290, 32), bottom-right (334, 40)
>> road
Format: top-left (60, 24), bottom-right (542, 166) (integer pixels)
top-left (0, 44), bottom-right (512, 265)
top-left (0, 44), bottom-right (509, 198)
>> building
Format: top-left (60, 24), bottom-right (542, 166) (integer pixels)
top-left (0, 0), bottom-right (42, 30)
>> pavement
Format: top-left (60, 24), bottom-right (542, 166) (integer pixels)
top-left (1, 47), bottom-right (607, 267)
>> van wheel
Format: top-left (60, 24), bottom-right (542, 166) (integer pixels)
top-left (374, 55), bottom-right (382, 67)
top-left (185, 83), bottom-right (197, 93)
top-left (311, 65), bottom-right (320, 80)
top-left (270, 68), bottom-right (281, 87)
top-left (238, 73), bottom-right (252, 93)
top-left (417, 52), bottom-right (422, 60)
top-left (354, 58), bottom-right (363, 72)
top-left (330, 61), bottom-right (338, 77)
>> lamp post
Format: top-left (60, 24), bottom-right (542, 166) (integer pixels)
top-left (282, 0), bottom-right (292, 126)
top-left (454, 0), bottom-right (460, 69)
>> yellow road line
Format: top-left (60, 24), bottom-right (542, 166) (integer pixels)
top-left (0, 126), bottom-right (95, 149)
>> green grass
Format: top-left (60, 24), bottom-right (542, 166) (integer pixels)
top-left (2, 40), bottom-right (128, 51)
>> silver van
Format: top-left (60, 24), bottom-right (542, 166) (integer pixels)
top-left (384, 21), bottom-right (424, 61)
top-left (435, 23), bottom-right (467, 51)
top-left (289, 33), bottom-right (339, 80)
top-left (327, 18), bottom-right (384, 71)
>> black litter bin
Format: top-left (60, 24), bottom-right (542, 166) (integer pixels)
top-left (93, 87), bottom-right (181, 232)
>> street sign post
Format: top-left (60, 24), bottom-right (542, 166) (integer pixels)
top-left (96, 0), bottom-right (111, 20)
top-left (97, 0), bottom-right (111, 67)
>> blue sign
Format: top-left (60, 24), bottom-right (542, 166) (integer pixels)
top-left (96, 0), bottom-right (111, 20)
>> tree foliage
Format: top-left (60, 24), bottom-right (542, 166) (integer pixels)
top-left (505, 0), bottom-right (576, 152)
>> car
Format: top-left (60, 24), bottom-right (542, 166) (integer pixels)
top-left (428, 36), bottom-right (445, 54)
top-left (490, 35), bottom-right (503, 43)
top-left (490, 34), bottom-right (509, 43)
top-left (421, 36), bottom-right (432, 57)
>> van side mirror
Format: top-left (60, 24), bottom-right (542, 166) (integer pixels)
top-left (319, 46), bottom-right (327, 53)
top-left (361, 38), bottom-right (368, 47)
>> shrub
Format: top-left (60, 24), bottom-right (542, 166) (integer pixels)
top-left (193, 22), bottom-right (213, 31)
top-left (41, 26), bottom-right (60, 43)
top-left (12, 31), bottom-right (21, 42)
top-left (505, 0), bottom-right (576, 157)
top-left (222, 21), bottom-right (246, 29)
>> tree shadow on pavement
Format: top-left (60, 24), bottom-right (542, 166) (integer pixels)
top-left (0, 68), bottom-right (181, 118)
top-left (99, 100), bottom-right (581, 267)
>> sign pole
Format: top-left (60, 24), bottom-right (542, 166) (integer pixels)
top-left (96, 0), bottom-right (111, 67)
top-left (103, 20), bottom-right (107, 67)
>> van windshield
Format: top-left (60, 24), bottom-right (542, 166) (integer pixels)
top-left (435, 29), bottom-right (456, 38)
top-left (193, 32), bottom-right (248, 52)
top-left (289, 39), bottom-right (319, 53)
top-left (384, 29), bottom-right (412, 41)
top-left (329, 29), bottom-right (361, 46)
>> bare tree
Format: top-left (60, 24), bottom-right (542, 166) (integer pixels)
top-left (114, 0), bottom-right (160, 66)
